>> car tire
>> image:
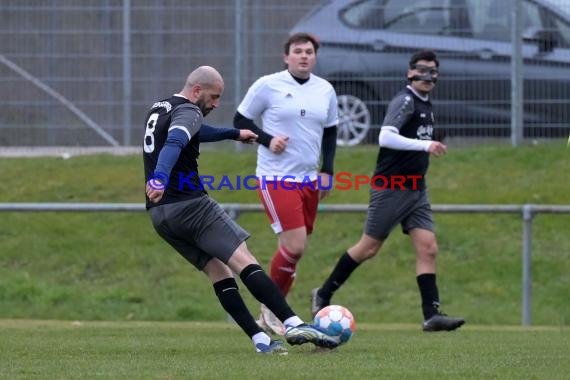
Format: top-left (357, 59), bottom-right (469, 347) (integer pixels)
top-left (334, 83), bottom-right (374, 146)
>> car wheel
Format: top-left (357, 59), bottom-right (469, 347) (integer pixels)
top-left (336, 93), bottom-right (371, 146)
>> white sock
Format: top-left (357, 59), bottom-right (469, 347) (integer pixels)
top-left (252, 332), bottom-right (271, 347)
top-left (283, 316), bottom-right (304, 329)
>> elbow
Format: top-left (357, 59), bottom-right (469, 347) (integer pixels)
top-left (378, 130), bottom-right (387, 147)
top-left (378, 127), bottom-right (398, 148)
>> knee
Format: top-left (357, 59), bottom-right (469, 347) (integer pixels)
top-left (418, 241), bottom-right (438, 261)
top-left (227, 243), bottom-right (258, 274)
top-left (351, 240), bottom-right (382, 261)
top-left (361, 246), bottom-right (380, 260)
top-left (281, 240), bottom-right (306, 257)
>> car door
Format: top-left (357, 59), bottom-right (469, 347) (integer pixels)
top-left (348, 0), bottom-right (477, 130)
top-left (460, 0), bottom-right (570, 134)
top-left (522, 0), bottom-right (570, 135)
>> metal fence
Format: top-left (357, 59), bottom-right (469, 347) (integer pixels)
top-left (1, 0), bottom-right (570, 147)
top-left (1, 201), bottom-right (569, 326)
top-left (1, 0), bottom-right (319, 146)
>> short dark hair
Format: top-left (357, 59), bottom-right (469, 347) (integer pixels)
top-left (409, 50), bottom-right (439, 68)
top-left (284, 33), bottom-right (319, 55)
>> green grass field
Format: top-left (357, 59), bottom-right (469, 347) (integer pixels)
top-left (0, 143), bottom-right (568, 325)
top-left (0, 143), bottom-right (569, 378)
top-left (0, 320), bottom-right (568, 380)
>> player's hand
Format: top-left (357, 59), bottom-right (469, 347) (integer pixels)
top-left (237, 129), bottom-right (258, 144)
top-left (318, 173), bottom-right (332, 200)
top-left (428, 141), bottom-right (447, 157)
top-left (146, 181), bottom-right (165, 203)
top-left (269, 136), bottom-right (289, 153)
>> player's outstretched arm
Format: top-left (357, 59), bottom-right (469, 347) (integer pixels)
top-left (199, 124), bottom-right (239, 143)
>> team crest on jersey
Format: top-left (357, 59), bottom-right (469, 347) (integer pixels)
top-left (300, 109), bottom-right (306, 116)
top-left (417, 125), bottom-right (433, 140)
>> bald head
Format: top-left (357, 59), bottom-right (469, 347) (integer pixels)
top-left (181, 66), bottom-right (224, 117)
top-left (184, 66), bottom-right (224, 90)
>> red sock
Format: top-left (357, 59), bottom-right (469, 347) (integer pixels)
top-left (269, 246), bottom-right (300, 297)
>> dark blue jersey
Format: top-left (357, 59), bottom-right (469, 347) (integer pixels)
top-left (143, 95), bottom-right (204, 209)
top-left (373, 86), bottom-right (434, 190)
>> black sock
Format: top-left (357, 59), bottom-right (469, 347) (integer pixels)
top-left (319, 252), bottom-right (360, 301)
top-left (239, 264), bottom-right (295, 322)
top-left (213, 278), bottom-right (261, 338)
top-left (416, 273), bottom-right (440, 320)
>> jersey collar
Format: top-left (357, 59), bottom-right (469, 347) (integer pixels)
top-left (406, 85), bottom-right (429, 101)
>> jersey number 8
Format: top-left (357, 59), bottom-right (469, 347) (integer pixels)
top-left (143, 113), bottom-right (159, 153)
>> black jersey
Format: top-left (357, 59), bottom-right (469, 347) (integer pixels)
top-left (143, 95), bottom-right (204, 209)
top-left (373, 86), bottom-right (434, 190)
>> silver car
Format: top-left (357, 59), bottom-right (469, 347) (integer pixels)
top-left (291, 0), bottom-right (570, 145)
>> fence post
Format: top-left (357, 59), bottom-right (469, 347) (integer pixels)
top-left (511, 0), bottom-right (523, 146)
top-left (522, 204), bottom-right (533, 325)
top-left (233, 0), bottom-right (244, 152)
top-left (122, 0), bottom-right (132, 146)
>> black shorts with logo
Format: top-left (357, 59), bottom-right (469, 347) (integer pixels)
top-left (364, 188), bottom-right (434, 240)
top-left (149, 195), bottom-right (250, 270)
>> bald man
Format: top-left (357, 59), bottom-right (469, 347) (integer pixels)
top-left (143, 66), bottom-right (339, 354)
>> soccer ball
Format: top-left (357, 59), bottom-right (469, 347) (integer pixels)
top-left (313, 305), bottom-right (356, 345)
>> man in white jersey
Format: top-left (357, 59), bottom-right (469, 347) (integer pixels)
top-left (234, 33), bottom-right (338, 335)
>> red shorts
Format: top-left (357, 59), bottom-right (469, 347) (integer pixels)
top-left (256, 180), bottom-right (319, 234)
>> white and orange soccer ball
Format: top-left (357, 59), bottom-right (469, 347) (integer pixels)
top-left (313, 305), bottom-right (356, 345)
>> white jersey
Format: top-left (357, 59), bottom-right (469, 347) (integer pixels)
top-left (237, 70), bottom-right (338, 182)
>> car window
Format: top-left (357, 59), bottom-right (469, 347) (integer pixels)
top-left (341, 0), bottom-right (570, 46)
top-left (341, 0), bottom-right (384, 29)
top-left (523, 1), bottom-right (570, 48)
top-left (466, 0), bottom-right (510, 41)
top-left (550, 13), bottom-right (570, 47)
top-left (466, 0), bottom-right (544, 42)
top-left (384, 0), bottom-right (451, 34)
top-left (524, 2), bottom-right (543, 31)
top-left (341, 0), bottom-right (451, 34)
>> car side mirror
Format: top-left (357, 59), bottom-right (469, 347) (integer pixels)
top-left (522, 27), bottom-right (558, 54)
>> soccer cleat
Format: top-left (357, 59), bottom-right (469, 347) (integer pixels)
top-left (255, 339), bottom-right (288, 355)
top-left (260, 304), bottom-right (286, 336)
top-left (285, 324), bottom-right (340, 349)
top-left (311, 288), bottom-right (329, 317)
top-left (422, 312), bottom-right (465, 332)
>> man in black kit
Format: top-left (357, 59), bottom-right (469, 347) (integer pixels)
top-left (311, 51), bottom-right (465, 332)
top-left (143, 65), bottom-right (340, 354)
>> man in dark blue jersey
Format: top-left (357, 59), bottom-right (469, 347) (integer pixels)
top-left (143, 66), bottom-right (340, 354)
top-left (311, 51), bottom-right (465, 332)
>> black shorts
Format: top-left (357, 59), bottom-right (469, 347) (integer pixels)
top-left (149, 195), bottom-right (250, 270)
top-left (364, 188), bottom-right (434, 241)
